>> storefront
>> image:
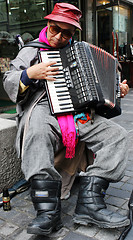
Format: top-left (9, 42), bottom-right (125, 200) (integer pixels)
top-left (0, 0), bottom-right (133, 110)
top-left (0, 0), bottom-right (82, 106)
top-left (94, 0), bottom-right (133, 86)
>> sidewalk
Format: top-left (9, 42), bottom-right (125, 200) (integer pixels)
top-left (0, 89), bottom-right (133, 240)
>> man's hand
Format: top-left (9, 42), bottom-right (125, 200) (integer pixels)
top-left (26, 61), bottom-right (59, 81)
top-left (120, 79), bottom-right (129, 98)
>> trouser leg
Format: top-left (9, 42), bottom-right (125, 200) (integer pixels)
top-left (18, 101), bottom-right (63, 235)
top-left (21, 100), bottom-right (62, 181)
top-left (77, 114), bottom-right (128, 182)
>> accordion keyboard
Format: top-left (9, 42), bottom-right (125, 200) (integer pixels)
top-left (39, 41), bottom-right (121, 118)
top-left (40, 51), bottom-right (75, 114)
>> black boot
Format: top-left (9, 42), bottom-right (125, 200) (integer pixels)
top-left (27, 178), bottom-right (62, 235)
top-left (73, 176), bottom-right (130, 228)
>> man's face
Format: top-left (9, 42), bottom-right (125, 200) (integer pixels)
top-left (47, 21), bottom-right (75, 48)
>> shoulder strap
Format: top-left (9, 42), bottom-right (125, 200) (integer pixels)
top-left (21, 41), bottom-right (53, 50)
top-left (21, 39), bottom-right (75, 50)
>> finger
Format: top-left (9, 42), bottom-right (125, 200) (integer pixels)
top-left (45, 76), bottom-right (57, 81)
top-left (49, 67), bottom-right (59, 72)
top-left (121, 93), bottom-right (125, 98)
top-left (120, 80), bottom-right (128, 87)
top-left (45, 61), bottom-right (57, 67)
top-left (47, 70), bottom-right (59, 75)
top-left (120, 86), bottom-right (126, 92)
top-left (45, 64), bottom-right (59, 72)
top-left (45, 71), bottom-right (59, 80)
top-left (120, 83), bottom-right (128, 90)
top-left (122, 79), bottom-right (127, 84)
top-left (121, 87), bottom-right (129, 96)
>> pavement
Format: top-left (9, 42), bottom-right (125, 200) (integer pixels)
top-left (0, 89), bottom-right (133, 240)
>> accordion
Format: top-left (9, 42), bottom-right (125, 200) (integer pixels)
top-left (39, 41), bottom-right (121, 119)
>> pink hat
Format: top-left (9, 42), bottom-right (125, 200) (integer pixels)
top-left (44, 3), bottom-right (82, 30)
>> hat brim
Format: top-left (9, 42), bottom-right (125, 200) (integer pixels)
top-left (44, 14), bottom-right (82, 30)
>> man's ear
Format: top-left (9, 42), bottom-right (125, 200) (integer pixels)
top-left (47, 20), bottom-right (51, 25)
top-left (47, 20), bottom-right (50, 27)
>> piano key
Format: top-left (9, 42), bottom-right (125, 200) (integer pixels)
top-left (47, 83), bottom-right (68, 91)
top-left (47, 80), bottom-right (66, 86)
top-left (52, 95), bottom-right (71, 101)
top-left (54, 84), bottom-right (67, 88)
top-left (49, 98), bottom-right (74, 112)
top-left (54, 81), bottom-right (66, 84)
top-left (58, 101), bottom-right (72, 105)
top-left (47, 51), bottom-right (60, 55)
top-left (58, 97), bottom-right (71, 101)
top-left (56, 89), bottom-right (70, 93)
top-left (48, 88), bottom-right (71, 99)
top-left (60, 105), bottom-right (74, 110)
top-left (55, 84), bottom-right (67, 88)
top-left (58, 97), bottom-right (71, 102)
top-left (59, 101), bottom-right (73, 106)
top-left (47, 86), bottom-right (70, 96)
top-left (54, 80), bottom-right (66, 84)
top-left (52, 64), bottom-right (62, 68)
top-left (47, 58), bottom-right (61, 62)
top-left (55, 76), bottom-right (65, 79)
top-left (57, 93), bottom-right (70, 97)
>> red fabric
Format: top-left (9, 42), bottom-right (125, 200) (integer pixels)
top-left (39, 26), bottom-right (50, 46)
top-left (44, 3), bottom-right (82, 30)
top-left (78, 113), bottom-right (91, 124)
top-left (57, 114), bottom-right (76, 159)
top-left (39, 26), bottom-right (76, 159)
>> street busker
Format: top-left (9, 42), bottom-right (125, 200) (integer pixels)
top-left (3, 2), bottom-right (130, 236)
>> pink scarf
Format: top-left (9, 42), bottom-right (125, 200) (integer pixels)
top-left (39, 27), bottom-right (76, 158)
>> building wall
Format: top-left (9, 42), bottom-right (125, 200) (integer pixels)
top-left (84, 0), bottom-right (94, 44)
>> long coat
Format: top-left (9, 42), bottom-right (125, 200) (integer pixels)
top-left (3, 43), bottom-right (128, 184)
top-left (3, 45), bottom-right (87, 179)
top-left (3, 46), bottom-right (45, 157)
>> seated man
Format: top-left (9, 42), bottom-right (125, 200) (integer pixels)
top-left (3, 2), bottom-right (130, 236)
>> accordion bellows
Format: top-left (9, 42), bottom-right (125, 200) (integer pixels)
top-left (39, 41), bottom-right (121, 119)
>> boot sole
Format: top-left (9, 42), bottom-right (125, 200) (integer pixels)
top-left (73, 214), bottom-right (130, 229)
top-left (27, 221), bottom-right (63, 235)
top-left (27, 226), bottom-right (52, 235)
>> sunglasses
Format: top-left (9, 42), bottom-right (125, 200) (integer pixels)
top-left (49, 23), bottom-right (74, 39)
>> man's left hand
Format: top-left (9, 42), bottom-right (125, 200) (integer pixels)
top-left (120, 80), bottom-right (129, 98)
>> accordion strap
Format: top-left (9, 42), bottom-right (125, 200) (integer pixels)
top-left (21, 39), bottom-right (75, 50)
top-left (21, 41), bottom-right (53, 50)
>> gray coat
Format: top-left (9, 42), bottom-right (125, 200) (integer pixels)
top-left (3, 45), bottom-right (128, 182)
top-left (3, 46), bottom-right (46, 157)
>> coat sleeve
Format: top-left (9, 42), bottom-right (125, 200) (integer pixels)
top-left (3, 47), bottom-right (38, 103)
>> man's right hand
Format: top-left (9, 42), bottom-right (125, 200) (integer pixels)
top-left (26, 61), bottom-right (59, 81)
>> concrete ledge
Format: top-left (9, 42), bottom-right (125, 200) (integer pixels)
top-left (0, 118), bottom-right (24, 193)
